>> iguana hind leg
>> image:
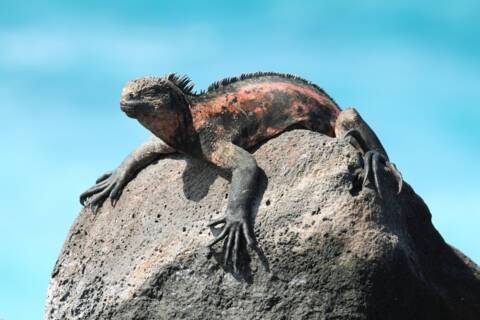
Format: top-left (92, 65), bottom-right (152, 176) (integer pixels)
top-left (80, 136), bottom-right (175, 212)
top-left (204, 141), bottom-right (259, 272)
top-left (335, 108), bottom-right (403, 197)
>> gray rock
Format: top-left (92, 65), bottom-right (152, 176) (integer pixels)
top-left (45, 130), bottom-right (480, 320)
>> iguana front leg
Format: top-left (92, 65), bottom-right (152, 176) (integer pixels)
top-left (335, 108), bottom-right (403, 197)
top-left (205, 142), bottom-right (259, 272)
top-left (80, 136), bottom-right (175, 212)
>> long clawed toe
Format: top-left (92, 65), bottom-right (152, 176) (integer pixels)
top-left (79, 170), bottom-right (127, 213)
top-left (109, 183), bottom-right (123, 206)
top-left (207, 218), bottom-right (257, 273)
top-left (79, 180), bottom-right (108, 206)
top-left (362, 150), bottom-right (403, 197)
top-left (95, 171), bottom-right (113, 183)
top-left (207, 217), bottom-right (227, 238)
top-left (343, 129), bottom-right (403, 196)
top-left (86, 185), bottom-right (114, 213)
top-left (386, 161), bottom-right (403, 194)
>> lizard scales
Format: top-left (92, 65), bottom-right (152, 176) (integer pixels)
top-left (81, 71), bottom-right (403, 272)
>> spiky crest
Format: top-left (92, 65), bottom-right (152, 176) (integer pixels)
top-left (165, 73), bottom-right (196, 95)
top-left (206, 71), bottom-right (337, 106)
top-left (167, 71), bottom-right (337, 106)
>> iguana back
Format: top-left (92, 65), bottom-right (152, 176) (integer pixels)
top-left (190, 72), bottom-right (341, 148)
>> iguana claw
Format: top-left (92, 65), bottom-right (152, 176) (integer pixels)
top-left (362, 150), bottom-right (403, 197)
top-left (79, 168), bottom-right (129, 212)
top-left (95, 170), bottom-right (113, 183)
top-left (387, 161), bottom-right (403, 193)
top-left (207, 215), bottom-right (257, 273)
top-left (344, 129), bottom-right (403, 197)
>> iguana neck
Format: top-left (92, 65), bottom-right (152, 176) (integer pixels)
top-left (136, 106), bottom-right (199, 154)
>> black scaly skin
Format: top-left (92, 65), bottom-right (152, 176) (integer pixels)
top-left (80, 72), bottom-right (403, 273)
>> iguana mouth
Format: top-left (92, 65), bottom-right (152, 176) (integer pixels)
top-left (120, 100), bottom-right (153, 117)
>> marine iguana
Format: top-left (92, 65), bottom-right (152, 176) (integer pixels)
top-left (80, 71), bottom-right (402, 272)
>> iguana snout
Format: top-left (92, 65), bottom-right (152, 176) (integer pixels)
top-left (120, 100), bottom-right (154, 118)
top-left (119, 75), bottom-right (196, 150)
top-left (119, 77), bottom-right (172, 118)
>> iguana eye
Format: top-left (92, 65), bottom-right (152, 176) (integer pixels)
top-left (160, 93), bottom-right (171, 102)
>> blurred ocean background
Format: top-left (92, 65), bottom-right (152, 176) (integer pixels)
top-left (0, 1), bottom-right (478, 319)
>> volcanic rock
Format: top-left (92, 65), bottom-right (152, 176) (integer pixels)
top-left (45, 130), bottom-right (480, 320)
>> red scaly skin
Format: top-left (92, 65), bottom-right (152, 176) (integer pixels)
top-left (80, 72), bottom-right (402, 273)
top-left (191, 80), bottom-right (340, 149)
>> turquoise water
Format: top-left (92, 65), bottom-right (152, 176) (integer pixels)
top-left (0, 1), bottom-right (479, 319)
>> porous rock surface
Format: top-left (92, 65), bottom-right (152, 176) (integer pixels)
top-left (45, 130), bottom-right (480, 320)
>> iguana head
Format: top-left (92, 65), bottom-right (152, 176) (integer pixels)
top-left (120, 75), bottom-right (194, 148)
top-left (120, 76), bottom-right (188, 117)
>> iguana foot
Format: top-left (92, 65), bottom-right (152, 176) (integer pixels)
top-left (79, 168), bottom-right (130, 213)
top-left (344, 129), bottom-right (403, 197)
top-left (207, 214), bottom-right (257, 273)
top-left (362, 150), bottom-right (403, 197)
